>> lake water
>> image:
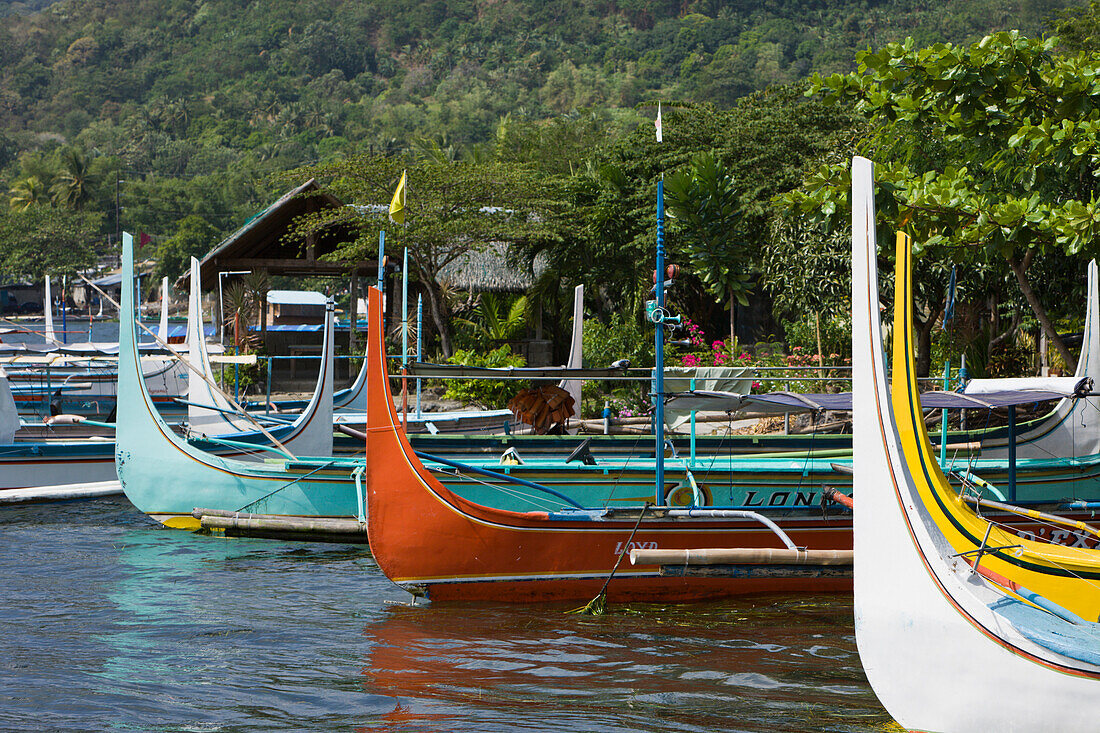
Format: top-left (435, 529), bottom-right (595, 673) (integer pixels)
top-left (0, 497), bottom-right (898, 732)
top-left (1, 318), bottom-right (128, 346)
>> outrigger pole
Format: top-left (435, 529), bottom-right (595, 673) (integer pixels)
top-left (654, 179), bottom-right (666, 505)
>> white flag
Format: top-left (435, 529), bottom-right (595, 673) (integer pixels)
top-left (655, 102), bottom-right (663, 142)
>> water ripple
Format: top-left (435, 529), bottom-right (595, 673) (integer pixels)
top-left (0, 497), bottom-right (896, 732)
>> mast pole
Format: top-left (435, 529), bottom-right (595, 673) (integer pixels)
top-left (655, 179), bottom-right (666, 505)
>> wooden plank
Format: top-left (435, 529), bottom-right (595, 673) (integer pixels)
top-left (658, 564), bottom-right (853, 579)
top-left (632, 547), bottom-right (853, 566)
top-left (0, 480), bottom-right (122, 504)
top-left (195, 509), bottom-right (369, 544)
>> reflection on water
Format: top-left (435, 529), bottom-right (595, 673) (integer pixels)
top-left (0, 498), bottom-right (898, 732)
top-left (358, 601), bottom-right (897, 733)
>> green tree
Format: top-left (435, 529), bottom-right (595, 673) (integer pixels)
top-left (49, 146), bottom-right (98, 209)
top-left (665, 151), bottom-right (752, 344)
top-left (9, 175), bottom-right (48, 211)
top-left (455, 292), bottom-right (529, 348)
top-left (0, 205), bottom-right (103, 280)
top-left (151, 215), bottom-right (220, 283)
top-left (790, 32), bottom-right (1100, 372)
top-left (764, 212), bottom-right (850, 364)
top-left (286, 156), bottom-right (555, 356)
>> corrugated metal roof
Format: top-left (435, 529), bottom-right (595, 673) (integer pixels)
top-left (266, 290), bottom-right (328, 306)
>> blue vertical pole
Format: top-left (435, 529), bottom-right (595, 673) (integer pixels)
top-left (377, 230), bottom-right (386, 335)
top-left (939, 359), bottom-right (949, 468)
top-left (1008, 405), bottom-right (1017, 503)
top-left (376, 231), bottom-right (385, 292)
top-left (402, 248), bottom-right (409, 367)
top-left (654, 179), bottom-right (665, 505)
top-left (416, 293), bottom-right (423, 420)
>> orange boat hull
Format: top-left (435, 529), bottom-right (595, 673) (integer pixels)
top-left (364, 288), bottom-right (851, 603)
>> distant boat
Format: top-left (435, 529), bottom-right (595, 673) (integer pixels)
top-left (0, 365), bottom-right (118, 502)
top-left (851, 156), bottom-right (1100, 731)
top-left (0, 245), bottom-right (337, 503)
top-left (2, 275), bottom-right (187, 416)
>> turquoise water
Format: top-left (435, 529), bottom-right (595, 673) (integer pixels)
top-left (0, 497), bottom-right (896, 732)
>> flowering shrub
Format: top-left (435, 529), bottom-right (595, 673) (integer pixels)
top-left (671, 318), bottom-right (851, 394)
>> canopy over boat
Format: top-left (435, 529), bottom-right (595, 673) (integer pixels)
top-left (664, 376), bottom-right (1090, 415)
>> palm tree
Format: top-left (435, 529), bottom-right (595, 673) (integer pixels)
top-left (50, 147), bottom-right (96, 210)
top-left (456, 293), bottom-right (529, 346)
top-left (242, 270), bottom-right (271, 338)
top-left (9, 176), bottom-right (49, 211)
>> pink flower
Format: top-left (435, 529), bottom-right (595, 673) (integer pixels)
top-left (793, 346), bottom-right (802, 351)
top-left (739, 352), bottom-right (750, 360)
top-left (712, 340), bottom-right (724, 349)
top-left (681, 354), bottom-right (700, 367)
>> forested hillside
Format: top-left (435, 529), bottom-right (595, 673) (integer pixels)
top-left (0, 0), bottom-right (1090, 375)
top-left (0, 0), bottom-right (59, 19)
top-left (0, 0), bottom-right (1073, 250)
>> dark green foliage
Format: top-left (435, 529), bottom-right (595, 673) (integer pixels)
top-left (0, 0), bottom-right (1084, 370)
top-left (151, 214), bottom-right (220, 283)
top-left (0, 204), bottom-right (103, 280)
top-left (442, 345), bottom-right (528, 408)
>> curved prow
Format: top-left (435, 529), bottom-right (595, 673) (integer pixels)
top-left (183, 255), bottom-right (334, 457)
top-left (44, 276), bottom-right (57, 344)
top-left (117, 233), bottom-right (181, 479)
top-left (0, 368), bottom-right (20, 444)
top-left (364, 285), bottom-right (510, 577)
top-left (185, 256), bottom-right (247, 436)
top-left (281, 300), bottom-right (335, 457)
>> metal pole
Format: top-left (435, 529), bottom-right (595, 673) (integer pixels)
top-left (233, 311), bottom-right (240, 403)
top-left (401, 247), bottom-right (408, 430)
top-left (377, 231), bottom-right (385, 292)
top-left (959, 354), bottom-right (969, 432)
top-left (939, 359), bottom-right (949, 467)
top-left (1008, 405), bottom-right (1017, 503)
top-left (416, 293), bottom-right (423, 419)
top-left (689, 375), bottom-right (696, 467)
top-left (377, 231), bottom-right (385, 334)
top-left (218, 272), bottom-right (224, 344)
top-left (402, 248), bottom-right (409, 364)
top-left (61, 276), bottom-right (67, 344)
top-left (654, 178), bottom-right (665, 505)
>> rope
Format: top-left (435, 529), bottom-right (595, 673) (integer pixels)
top-left (569, 502), bottom-right (651, 615)
top-left (235, 460), bottom-right (337, 513)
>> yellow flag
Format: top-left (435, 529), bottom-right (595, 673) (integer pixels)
top-left (389, 170), bottom-right (407, 225)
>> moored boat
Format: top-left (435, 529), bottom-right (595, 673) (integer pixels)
top-left (363, 285), bottom-right (853, 602)
top-left (852, 155), bottom-right (1100, 731)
